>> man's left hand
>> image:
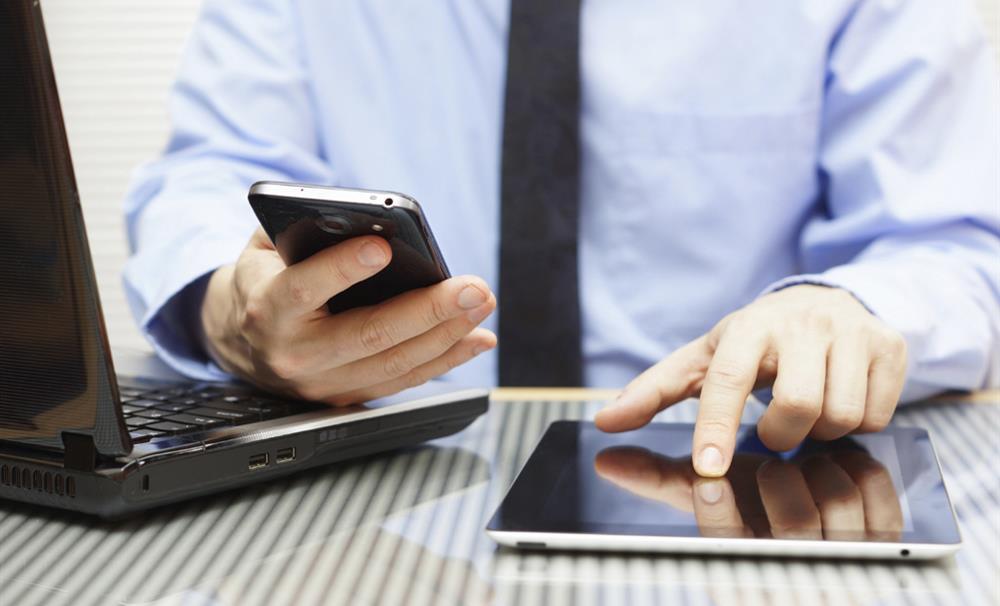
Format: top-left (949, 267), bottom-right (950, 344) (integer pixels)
top-left (595, 285), bottom-right (907, 477)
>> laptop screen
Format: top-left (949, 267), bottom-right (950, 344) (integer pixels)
top-left (0, 1), bottom-right (129, 456)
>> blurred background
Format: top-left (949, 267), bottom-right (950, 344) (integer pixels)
top-left (40, 0), bottom-right (1000, 352)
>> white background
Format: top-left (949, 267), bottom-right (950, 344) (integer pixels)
top-left (39, 0), bottom-right (1000, 352)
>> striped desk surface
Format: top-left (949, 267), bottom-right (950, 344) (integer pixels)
top-left (0, 391), bottom-right (997, 606)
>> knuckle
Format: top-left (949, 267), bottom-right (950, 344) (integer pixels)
top-left (804, 308), bottom-right (834, 334)
top-left (437, 323), bottom-right (465, 350)
top-left (425, 296), bottom-right (451, 326)
top-left (400, 369), bottom-right (429, 390)
top-left (821, 404), bottom-right (865, 432)
top-left (704, 361), bottom-right (751, 392)
top-left (324, 253), bottom-right (356, 286)
top-left (240, 292), bottom-right (269, 332)
top-left (382, 348), bottom-right (416, 378)
top-left (443, 348), bottom-right (465, 372)
top-left (772, 390), bottom-right (822, 421)
top-left (359, 315), bottom-right (396, 354)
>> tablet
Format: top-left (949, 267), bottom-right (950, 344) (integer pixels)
top-left (486, 421), bottom-right (961, 560)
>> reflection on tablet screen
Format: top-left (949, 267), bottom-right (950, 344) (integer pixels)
top-left (561, 429), bottom-right (912, 540)
top-left (490, 422), bottom-right (957, 545)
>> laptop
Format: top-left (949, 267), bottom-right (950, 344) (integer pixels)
top-left (0, 0), bottom-right (488, 518)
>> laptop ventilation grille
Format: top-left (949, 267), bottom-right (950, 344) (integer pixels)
top-left (0, 464), bottom-right (76, 498)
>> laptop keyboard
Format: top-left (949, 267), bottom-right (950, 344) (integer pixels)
top-left (119, 386), bottom-right (320, 444)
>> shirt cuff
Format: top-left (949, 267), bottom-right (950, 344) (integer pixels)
top-left (124, 231), bottom-right (247, 381)
top-left (144, 272), bottom-right (232, 382)
top-left (758, 274), bottom-right (876, 315)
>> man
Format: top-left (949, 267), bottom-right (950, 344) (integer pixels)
top-left (124, 0), bottom-right (999, 477)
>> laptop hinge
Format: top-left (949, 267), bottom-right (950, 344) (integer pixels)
top-left (62, 431), bottom-right (97, 472)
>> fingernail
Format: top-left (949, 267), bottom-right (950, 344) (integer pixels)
top-left (697, 446), bottom-right (725, 477)
top-left (357, 242), bottom-right (387, 267)
top-left (697, 480), bottom-right (724, 504)
top-left (466, 303), bottom-right (492, 324)
top-left (457, 285), bottom-right (487, 309)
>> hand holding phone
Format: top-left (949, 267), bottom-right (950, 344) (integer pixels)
top-left (249, 181), bottom-right (451, 314)
top-left (197, 183), bottom-right (497, 405)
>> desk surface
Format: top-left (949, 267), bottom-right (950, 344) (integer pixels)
top-left (0, 391), bottom-right (997, 606)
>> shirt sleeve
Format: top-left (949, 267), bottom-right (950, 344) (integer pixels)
top-left (761, 0), bottom-right (1000, 401)
top-left (123, 0), bottom-right (332, 380)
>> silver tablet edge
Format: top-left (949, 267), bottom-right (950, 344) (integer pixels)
top-left (485, 529), bottom-right (961, 561)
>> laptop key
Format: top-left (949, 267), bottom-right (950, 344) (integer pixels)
top-left (246, 404), bottom-right (287, 417)
top-left (198, 398), bottom-right (293, 419)
top-left (134, 409), bottom-right (171, 420)
top-left (155, 402), bottom-right (198, 413)
top-left (196, 400), bottom-right (260, 415)
top-left (189, 407), bottom-right (254, 421)
top-left (167, 413), bottom-right (224, 427)
top-left (126, 417), bottom-right (156, 428)
top-left (146, 421), bottom-right (197, 434)
top-left (158, 388), bottom-right (190, 396)
top-left (129, 399), bottom-right (163, 409)
top-left (121, 404), bottom-right (142, 415)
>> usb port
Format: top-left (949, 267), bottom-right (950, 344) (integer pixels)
top-left (248, 453), bottom-right (269, 470)
top-left (276, 447), bottom-right (296, 464)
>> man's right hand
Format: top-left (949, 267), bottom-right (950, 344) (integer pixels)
top-left (200, 228), bottom-right (497, 405)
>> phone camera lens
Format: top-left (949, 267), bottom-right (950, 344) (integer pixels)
top-left (384, 198), bottom-right (394, 207)
top-left (317, 216), bottom-right (350, 234)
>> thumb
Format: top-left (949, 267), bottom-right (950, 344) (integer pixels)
top-left (595, 336), bottom-right (712, 432)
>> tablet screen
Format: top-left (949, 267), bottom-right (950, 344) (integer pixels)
top-left (488, 422), bottom-right (959, 545)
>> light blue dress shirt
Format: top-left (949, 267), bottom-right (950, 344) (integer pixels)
top-left (124, 0), bottom-right (1000, 398)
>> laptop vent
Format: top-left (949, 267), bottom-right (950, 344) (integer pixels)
top-left (0, 464), bottom-right (75, 498)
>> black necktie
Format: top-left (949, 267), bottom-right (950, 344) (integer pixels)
top-left (498, 0), bottom-right (583, 387)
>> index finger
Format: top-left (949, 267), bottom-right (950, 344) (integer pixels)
top-left (594, 337), bottom-right (712, 432)
top-left (268, 236), bottom-right (392, 318)
top-left (692, 328), bottom-right (767, 477)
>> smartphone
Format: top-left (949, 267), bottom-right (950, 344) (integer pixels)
top-left (248, 181), bottom-right (450, 314)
